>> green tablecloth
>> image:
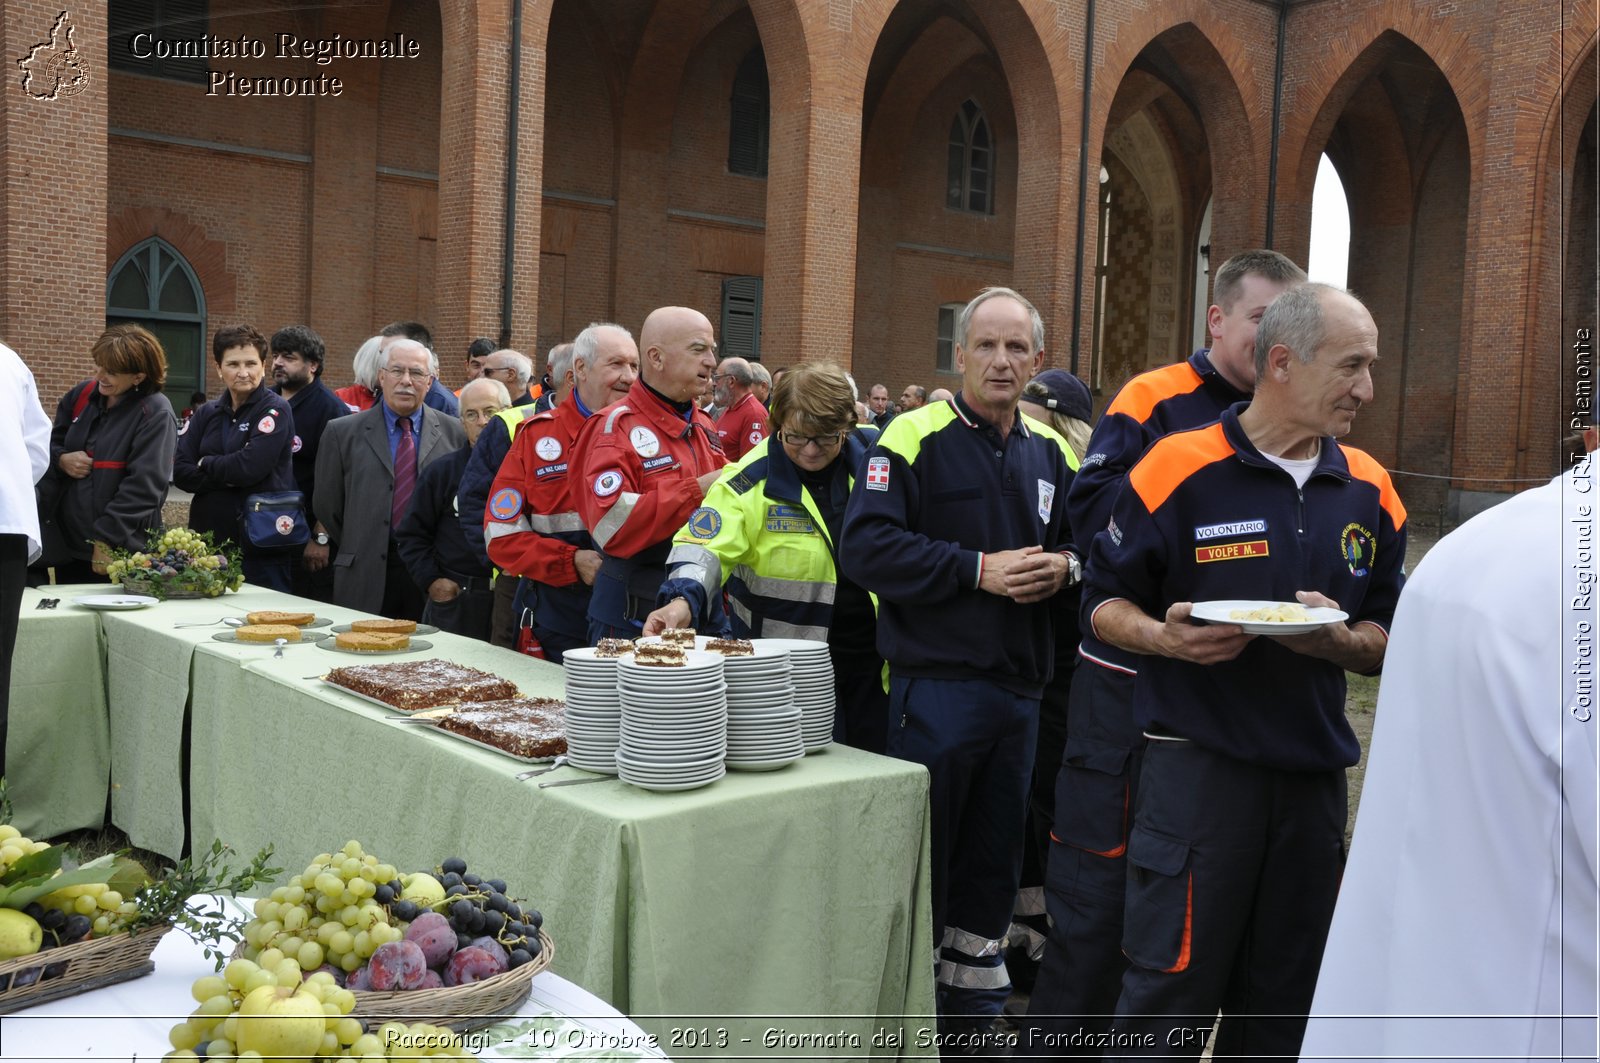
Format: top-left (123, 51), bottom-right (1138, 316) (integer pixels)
top-left (9, 587), bottom-right (110, 839)
top-left (185, 634), bottom-right (935, 1054)
top-left (10, 586), bottom-right (937, 1055)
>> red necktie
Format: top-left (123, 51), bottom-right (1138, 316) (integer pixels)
top-left (392, 416), bottom-right (417, 530)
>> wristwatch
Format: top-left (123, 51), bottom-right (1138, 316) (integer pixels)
top-left (1064, 551), bottom-right (1082, 586)
top-left (314, 532), bottom-right (330, 546)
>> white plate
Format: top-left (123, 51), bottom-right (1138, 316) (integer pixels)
top-left (620, 770), bottom-right (724, 792)
top-left (1190, 599), bottom-right (1349, 635)
top-left (726, 752), bottom-right (805, 771)
top-left (316, 638), bottom-right (434, 655)
top-left (72, 594), bottom-right (158, 610)
top-left (330, 622), bottom-right (439, 635)
top-left (562, 647), bottom-right (631, 663)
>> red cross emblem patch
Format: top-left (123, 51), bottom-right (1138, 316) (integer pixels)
top-left (865, 457), bottom-right (890, 491)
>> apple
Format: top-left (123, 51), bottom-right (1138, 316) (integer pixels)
top-left (234, 983), bottom-right (326, 1062)
top-left (400, 872), bottom-right (445, 907)
top-left (0, 910), bottom-right (42, 959)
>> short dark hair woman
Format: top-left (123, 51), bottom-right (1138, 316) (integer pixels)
top-left (33, 324), bottom-right (177, 584)
top-left (173, 325), bottom-right (299, 592)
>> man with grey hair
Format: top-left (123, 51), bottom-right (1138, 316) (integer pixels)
top-left (1022, 249), bottom-right (1305, 1051)
top-left (899, 383), bottom-right (927, 411)
top-left (395, 377), bottom-right (510, 640)
top-left (483, 348), bottom-right (536, 406)
top-left (928, 387), bottom-right (954, 403)
top-left (749, 361), bottom-right (772, 406)
top-left (535, 342), bottom-right (576, 412)
top-left (712, 356), bottom-right (769, 460)
top-left (315, 338), bottom-right (467, 617)
top-left (1078, 283), bottom-right (1404, 1059)
top-left (485, 322), bottom-right (639, 660)
top-left (841, 285), bottom-right (1081, 1038)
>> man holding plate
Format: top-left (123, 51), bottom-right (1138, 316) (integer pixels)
top-left (1078, 283), bottom-right (1406, 1060)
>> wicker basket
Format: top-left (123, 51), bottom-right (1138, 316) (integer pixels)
top-left (349, 929), bottom-right (553, 1033)
top-left (0, 924), bottom-right (170, 1014)
top-left (122, 576), bottom-right (224, 600)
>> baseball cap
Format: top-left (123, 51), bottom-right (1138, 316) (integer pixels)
top-left (1026, 369), bottom-right (1092, 422)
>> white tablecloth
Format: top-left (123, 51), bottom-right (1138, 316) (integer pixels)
top-left (1, 898), bottom-right (669, 1061)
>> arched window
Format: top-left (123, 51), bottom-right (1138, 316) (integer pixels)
top-left (106, 238), bottom-right (207, 400)
top-left (947, 99), bottom-right (993, 214)
top-left (728, 48), bottom-right (770, 178)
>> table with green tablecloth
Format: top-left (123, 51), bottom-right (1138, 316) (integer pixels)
top-left (9, 586), bottom-right (110, 839)
top-left (11, 585), bottom-right (938, 1056)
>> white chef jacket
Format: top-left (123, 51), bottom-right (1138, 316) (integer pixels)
top-left (1301, 467), bottom-right (1599, 1061)
top-left (0, 342), bottom-right (51, 562)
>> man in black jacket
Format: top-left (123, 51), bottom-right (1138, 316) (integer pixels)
top-left (270, 325), bottom-right (348, 602)
top-left (395, 377), bottom-right (510, 639)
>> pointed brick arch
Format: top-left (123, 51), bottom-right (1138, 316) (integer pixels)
top-left (107, 207), bottom-right (236, 324)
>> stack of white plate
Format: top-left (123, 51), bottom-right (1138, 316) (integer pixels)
top-left (757, 639), bottom-right (836, 752)
top-left (719, 642), bottom-right (804, 771)
top-left (561, 648), bottom-right (626, 774)
top-left (615, 650), bottom-right (727, 791)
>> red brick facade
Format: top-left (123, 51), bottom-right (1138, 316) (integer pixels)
top-left (1, 0), bottom-right (1593, 513)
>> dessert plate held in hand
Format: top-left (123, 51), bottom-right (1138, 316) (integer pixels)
top-left (1190, 599), bottom-right (1348, 636)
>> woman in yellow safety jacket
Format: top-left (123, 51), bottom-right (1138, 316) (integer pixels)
top-left (644, 362), bottom-right (889, 753)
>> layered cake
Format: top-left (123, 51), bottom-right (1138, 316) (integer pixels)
top-left (659, 627), bottom-right (697, 647)
top-left (705, 638), bottom-right (754, 656)
top-left (633, 643), bottom-right (687, 667)
top-left (350, 618), bottom-right (418, 634)
top-left (325, 659), bottom-right (520, 710)
top-left (437, 698), bottom-right (567, 759)
top-left (335, 631), bottom-right (410, 652)
top-left (246, 610), bottom-right (316, 626)
top-left (594, 638), bottom-right (635, 658)
top-left (236, 623), bottom-right (301, 643)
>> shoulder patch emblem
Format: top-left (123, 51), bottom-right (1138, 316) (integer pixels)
top-left (865, 456), bottom-right (891, 491)
top-left (1342, 522), bottom-right (1374, 577)
top-left (488, 486), bottom-right (523, 522)
top-left (748, 428), bottom-right (764, 445)
top-left (687, 506), bottom-right (722, 540)
top-left (257, 414), bottom-right (276, 434)
top-left (178, 418), bottom-right (189, 436)
top-left (291, 434), bottom-right (303, 454)
top-left (594, 470), bottom-right (624, 498)
top-left (630, 426), bottom-right (660, 458)
top-left (535, 435), bottom-right (562, 462)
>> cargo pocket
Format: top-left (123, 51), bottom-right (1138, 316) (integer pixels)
top-left (1052, 738), bottom-right (1131, 857)
top-left (1121, 825), bottom-right (1193, 973)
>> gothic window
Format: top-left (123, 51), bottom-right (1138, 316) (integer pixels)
top-left (947, 99), bottom-right (994, 214)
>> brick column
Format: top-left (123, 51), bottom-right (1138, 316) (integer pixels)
top-left (436, 0), bottom-right (547, 360)
top-left (0, 5), bottom-right (107, 399)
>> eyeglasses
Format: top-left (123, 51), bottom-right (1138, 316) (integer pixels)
top-left (777, 430), bottom-right (845, 449)
top-left (382, 366), bottom-right (432, 381)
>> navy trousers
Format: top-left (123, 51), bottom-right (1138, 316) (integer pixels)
top-left (1105, 740), bottom-right (1345, 1062)
top-left (887, 675), bottom-right (1038, 1023)
top-left (1019, 661), bottom-right (1142, 1055)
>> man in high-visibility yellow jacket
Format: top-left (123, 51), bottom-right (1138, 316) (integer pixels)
top-left (644, 361), bottom-right (888, 753)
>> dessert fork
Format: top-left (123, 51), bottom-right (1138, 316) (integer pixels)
top-left (515, 755), bottom-right (568, 781)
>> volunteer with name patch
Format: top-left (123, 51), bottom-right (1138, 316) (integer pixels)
top-left (645, 362), bottom-right (888, 752)
top-left (840, 287), bottom-right (1079, 1036)
top-left (571, 307), bottom-right (727, 641)
top-left (1020, 250), bottom-right (1306, 1057)
top-left (1082, 284), bottom-right (1405, 1060)
top-left (484, 323), bottom-right (638, 661)
top-left (174, 324), bottom-right (298, 592)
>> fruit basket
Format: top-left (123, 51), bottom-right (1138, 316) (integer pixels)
top-left (107, 528), bottom-right (243, 600)
top-left (0, 923), bottom-right (170, 1013)
top-left (348, 928), bottom-right (552, 1033)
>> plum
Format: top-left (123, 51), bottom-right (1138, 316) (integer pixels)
top-left (443, 946), bottom-right (506, 987)
top-left (418, 969), bottom-right (443, 989)
top-left (347, 965), bottom-right (374, 991)
top-left (368, 940), bottom-right (428, 991)
top-left (468, 936), bottom-right (508, 966)
top-left (402, 911), bottom-right (457, 968)
top-left (309, 963), bottom-right (346, 986)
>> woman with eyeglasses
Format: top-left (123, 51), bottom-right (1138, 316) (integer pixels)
top-left (643, 361), bottom-right (890, 753)
top-left (173, 325), bottom-right (298, 591)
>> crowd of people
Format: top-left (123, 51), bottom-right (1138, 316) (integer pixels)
top-left (7, 249), bottom-right (1590, 1060)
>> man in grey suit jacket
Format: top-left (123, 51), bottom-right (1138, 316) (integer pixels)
top-left (313, 339), bottom-right (467, 618)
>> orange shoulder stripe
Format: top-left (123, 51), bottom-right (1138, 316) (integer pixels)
top-left (1107, 362), bottom-right (1206, 424)
top-left (1340, 445), bottom-right (1407, 531)
top-left (1128, 423), bottom-right (1234, 513)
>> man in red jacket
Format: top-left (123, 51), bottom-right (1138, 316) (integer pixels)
top-left (572, 306), bottom-right (727, 642)
top-left (483, 323), bottom-right (639, 661)
top-left (712, 356), bottom-right (769, 460)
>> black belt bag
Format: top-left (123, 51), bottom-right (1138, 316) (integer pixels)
top-left (243, 491), bottom-right (310, 549)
